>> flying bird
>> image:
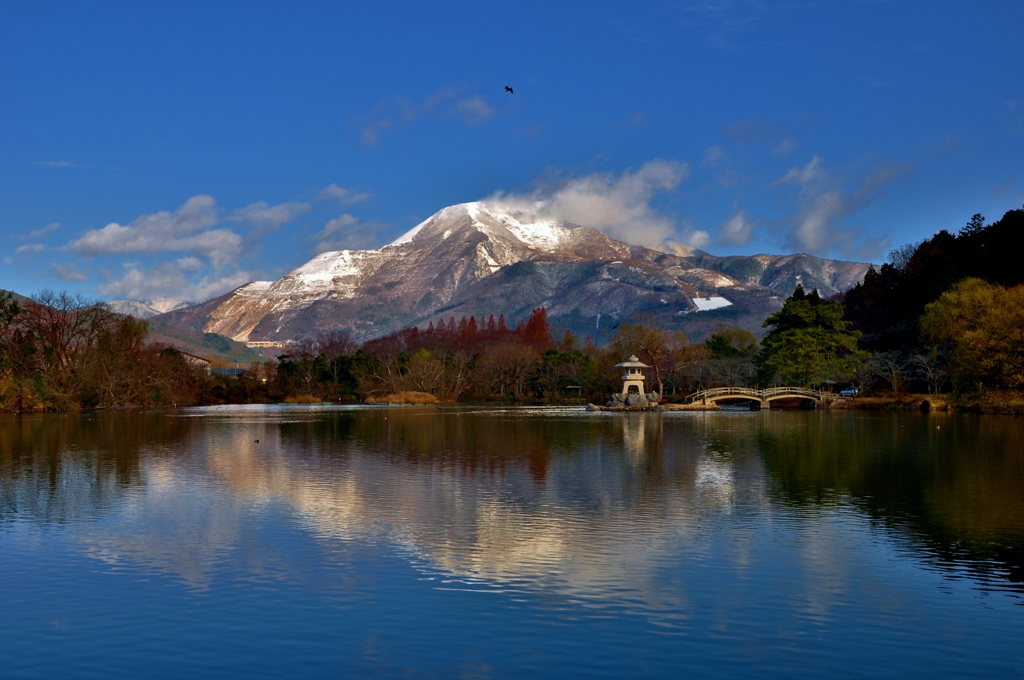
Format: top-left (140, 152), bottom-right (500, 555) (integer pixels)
top-left (504, 86), bottom-right (513, 94)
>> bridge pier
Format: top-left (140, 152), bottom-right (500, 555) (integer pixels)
top-left (759, 399), bottom-right (771, 410)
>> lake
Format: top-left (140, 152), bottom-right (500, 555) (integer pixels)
top-left (1, 406), bottom-right (1022, 678)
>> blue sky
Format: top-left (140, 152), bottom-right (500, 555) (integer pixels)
top-left (2, 0), bottom-right (1022, 303)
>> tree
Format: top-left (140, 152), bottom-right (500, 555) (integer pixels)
top-left (755, 285), bottom-right (869, 388)
top-left (611, 318), bottom-right (681, 396)
top-left (478, 342), bottom-right (538, 399)
top-left (912, 351), bottom-right (948, 395)
top-left (403, 349), bottom-right (446, 394)
top-left (843, 207), bottom-right (1024, 350)
top-left (920, 278), bottom-right (1024, 393)
top-left (317, 329), bottom-right (356, 359)
top-left (959, 213), bottom-right (986, 238)
top-left (869, 351), bottom-right (909, 393)
top-left (523, 307), bottom-right (553, 350)
top-left (0, 291), bottom-right (24, 371)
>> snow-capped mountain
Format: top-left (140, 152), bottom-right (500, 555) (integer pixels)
top-left (155, 202), bottom-right (871, 343)
top-left (106, 299), bottom-right (192, 319)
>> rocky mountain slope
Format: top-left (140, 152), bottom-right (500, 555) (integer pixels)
top-left (154, 202), bottom-right (871, 343)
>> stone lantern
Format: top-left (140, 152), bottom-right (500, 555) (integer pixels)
top-left (614, 355), bottom-right (650, 396)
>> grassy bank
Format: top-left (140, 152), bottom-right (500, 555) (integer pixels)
top-left (829, 392), bottom-right (1024, 414)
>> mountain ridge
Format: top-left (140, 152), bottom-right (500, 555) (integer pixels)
top-left (153, 202), bottom-right (872, 343)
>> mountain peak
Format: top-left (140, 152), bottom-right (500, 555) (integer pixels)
top-left (389, 201), bottom-right (575, 253)
top-left (158, 201), bottom-right (871, 344)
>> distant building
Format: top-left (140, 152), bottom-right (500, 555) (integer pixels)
top-left (245, 340), bottom-right (287, 349)
top-left (178, 351), bottom-right (212, 373)
top-left (210, 367), bottom-right (249, 378)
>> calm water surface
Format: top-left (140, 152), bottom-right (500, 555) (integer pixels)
top-left (1, 406), bottom-right (1022, 678)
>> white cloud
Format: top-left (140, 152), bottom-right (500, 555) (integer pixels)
top-left (230, 201), bottom-right (310, 234)
top-left (98, 258), bottom-right (252, 303)
top-left (311, 214), bottom-right (388, 253)
top-left (456, 96), bottom-right (493, 124)
top-left (69, 195), bottom-right (242, 268)
top-left (773, 156), bottom-right (827, 189)
top-left (361, 120), bottom-right (391, 146)
top-left (717, 205), bottom-right (755, 246)
top-left (361, 87), bottom-right (496, 146)
top-left (680, 226), bottom-right (711, 250)
top-left (50, 263), bottom-right (88, 281)
top-left (318, 184), bottom-right (372, 205)
top-left (772, 138), bottom-right (797, 156)
top-left (702, 146), bottom-right (726, 166)
top-left (14, 244), bottom-right (45, 256)
top-left (17, 222), bottom-right (60, 240)
top-left (481, 159), bottom-right (691, 248)
top-left (36, 160), bottom-right (96, 169)
top-left (774, 157), bottom-right (912, 257)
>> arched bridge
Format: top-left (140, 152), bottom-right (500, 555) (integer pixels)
top-left (684, 386), bottom-right (823, 409)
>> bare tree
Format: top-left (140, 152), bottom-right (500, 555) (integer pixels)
top-left (912, 351), bottom-right (948, 395)
top-left (19, 291), bottom-right (117, 406)
top-left (441, 350), bottom-right (474, 401)
top-left (478, 342), bottom-right (539, 399)
top-left (870, 351), bottom-right (909, 393)
top-left (886, 241), bottom-right (922, 271)
top-left (317, 329), bottom-right (357, 359)
top-left (403, 349), bottom-right (446, 394)
top-left (612, 319), bottom-right (684, 396)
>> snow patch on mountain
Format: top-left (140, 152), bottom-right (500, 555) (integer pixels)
top-left (390, 202), bottom-right (572, 252)
top-left (692, 296), bottom-right (733, 311)
top-left (471, 202), bottom-right (570, 251)
top-left (265, 248), bottom-right (386, 302)
top-left (235, 281), bottom-right (274, 297)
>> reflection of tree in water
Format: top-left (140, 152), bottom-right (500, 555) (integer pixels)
top-left (17, 408), bottom-right (1018, 608)
top-left (0, 412), bottom-right (192, 526)
top-left (754, 412), bottom-right (1024, 590)
top-left (277, 408), bottom-right (669, 485)
top-left (248, 408), bottom-right (749, 609)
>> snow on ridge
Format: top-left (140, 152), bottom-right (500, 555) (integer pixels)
top-left (290, 249), bottom-right (376, 283)
top-left (236, 281), bottom-right (273, 297)
top-left (387, 202), bottom-right (574, 253)
top-left (473, 202), bottom-right (570, 252)
top-left (390, 217), bottom-right (430, 246)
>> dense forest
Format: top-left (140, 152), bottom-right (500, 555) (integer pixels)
top-left (840, 206), bottom-right (1024, 403)
top-left (1, 205), bottom-right (1021, 411)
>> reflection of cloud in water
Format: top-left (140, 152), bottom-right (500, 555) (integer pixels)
top-left (76, 458), bottom-right (249, 589)
top-left (20, 406), bottom-right (1017, 618)
top-left (64, 409), bottom-right (765, 614)
top-left (695, 457), bottom-right (734, 507)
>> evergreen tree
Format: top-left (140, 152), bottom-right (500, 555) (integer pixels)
top-left (755, 285), bottom-right (868, 387)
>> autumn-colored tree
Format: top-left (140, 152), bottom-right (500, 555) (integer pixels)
top-left (522, 307), bottom-right (552, 350)
top-left (920, 278), bottom-right (1024, 393)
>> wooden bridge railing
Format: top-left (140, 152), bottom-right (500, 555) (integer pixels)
top-left (683, 386), bottom-right (822, 403)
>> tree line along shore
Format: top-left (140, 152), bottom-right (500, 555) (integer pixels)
top-left (1, 206), bottom-right (1022, 413)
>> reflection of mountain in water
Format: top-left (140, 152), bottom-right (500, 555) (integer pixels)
top-left (1, 409), bottom-right (1022, 600)
top-left (198, 408), bottom-right (747, 610)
